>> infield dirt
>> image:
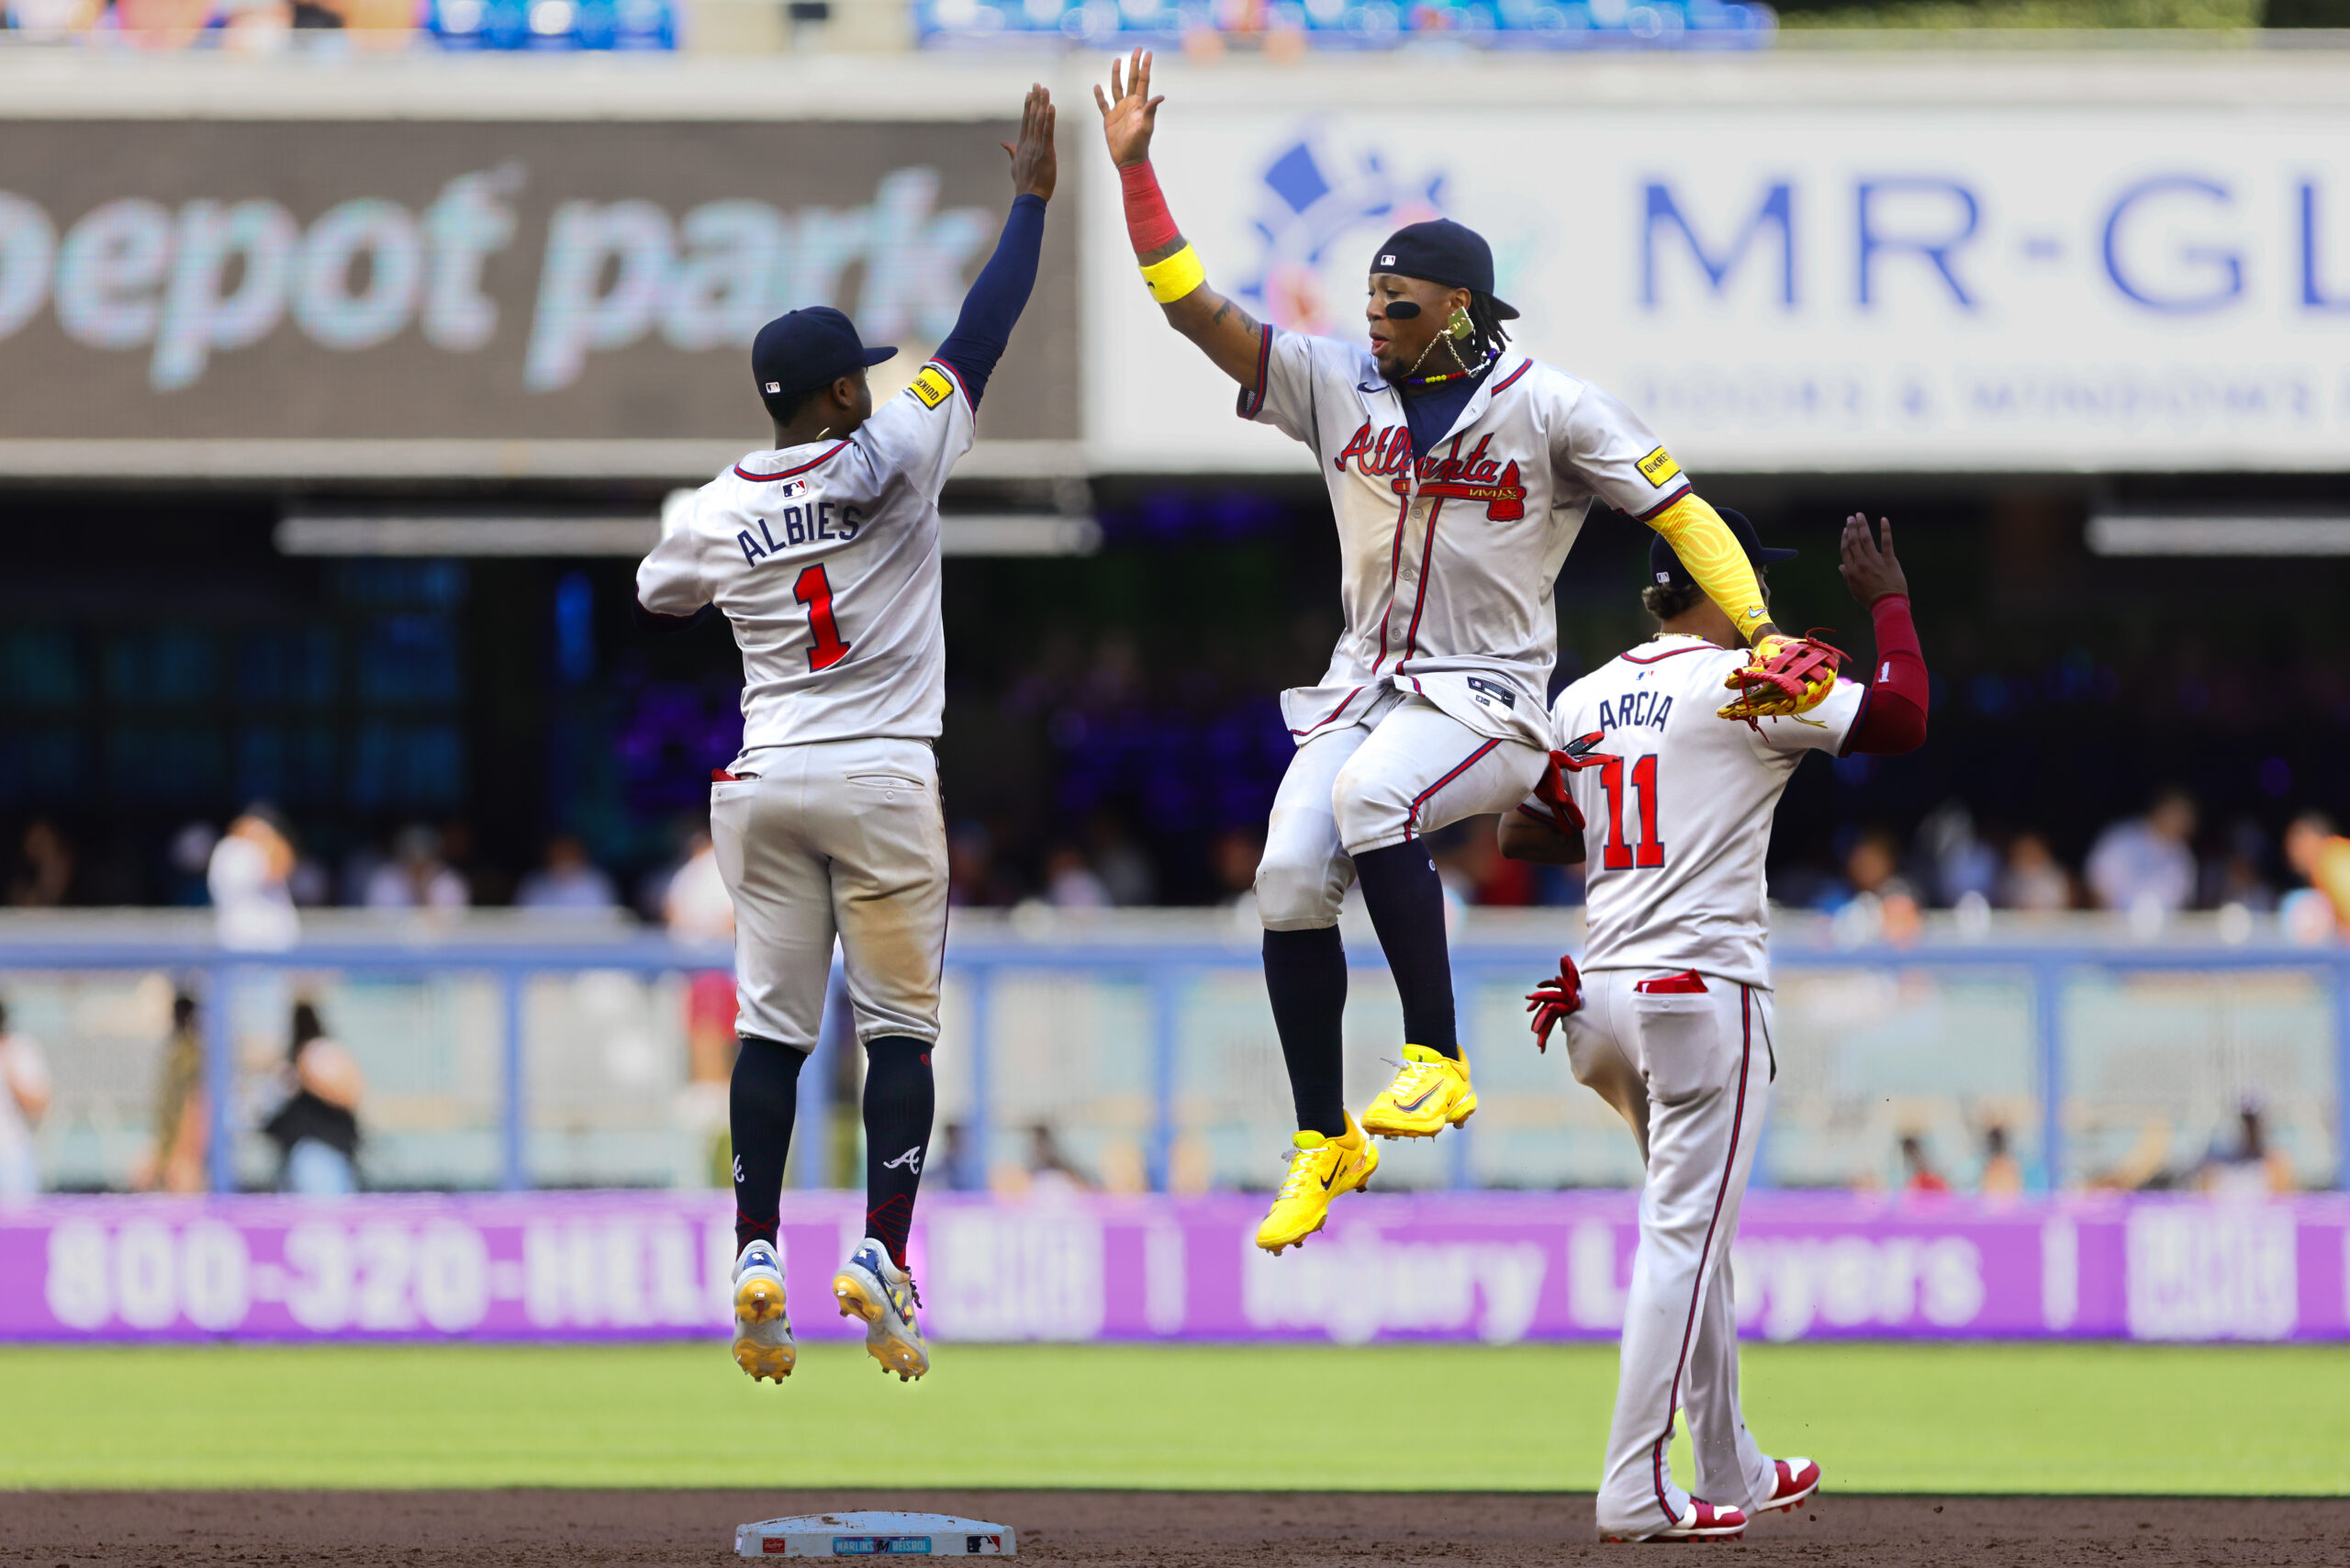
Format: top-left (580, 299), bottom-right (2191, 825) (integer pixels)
top-left (6, 1489), bottom-right (2345, 1565)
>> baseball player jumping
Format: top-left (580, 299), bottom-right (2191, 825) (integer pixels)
top-left (635, 86), bottom-right (1058, 1385)
top-left (1506, 512), bottom-right (1929, 1540)
top-left (1095, 50), bottom-right (1840, 1254)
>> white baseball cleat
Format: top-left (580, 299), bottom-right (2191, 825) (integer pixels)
top-left (1752, 1457), bottom-right (1822, 1514)
top-left (731, 1238), bottom-right (795, 1383)
top-left (832, 1238), bottom-right (930, 1382)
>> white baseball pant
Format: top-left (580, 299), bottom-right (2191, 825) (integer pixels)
top-left (708, 736), bottom-right (947, 1052)
top-left (1565, 967), bottom-right (1776, 1538)
top-left (1255, 690), bottom-right (1547, 930)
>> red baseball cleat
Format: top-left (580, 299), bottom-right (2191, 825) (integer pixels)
top-left (1752, 1458), bottom-right (1822, 1515)
top-left (1606, 1500), bottom-right (1748, 1542)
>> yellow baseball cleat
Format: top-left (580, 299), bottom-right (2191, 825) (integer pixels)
top-left (1360, 1045), bottom-right (1477, 1138)
top-left (1255, 1114), bottom-right (1379, 1254)
top-left (730, 1239), bottom-right (796, 1383)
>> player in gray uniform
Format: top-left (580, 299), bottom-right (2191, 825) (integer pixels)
top-left (1509, 512), bottom-right (1928, 1540)
top-left (635, 85), bottom-right (1058, 1385)
top-left (1095, 50), bottom-right (1811, 1253)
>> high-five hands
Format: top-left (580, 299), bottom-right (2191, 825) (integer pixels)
top-left (1094, 48), bottom-right (1164, 168)
top-left (1003, 83), bottom-right (1058, 202)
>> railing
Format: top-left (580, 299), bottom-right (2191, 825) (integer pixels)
top-left (3, 914), bottom-right (2345, 1195)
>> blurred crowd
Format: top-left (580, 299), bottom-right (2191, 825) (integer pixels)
top-left (4, 783), bottom-right (2347, 943)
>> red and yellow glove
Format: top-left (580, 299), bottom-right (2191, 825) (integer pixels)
top-left (1719, 631), bottom-right (1847, 723)
top-left (1525, 953), bottom-right (1585, 1053)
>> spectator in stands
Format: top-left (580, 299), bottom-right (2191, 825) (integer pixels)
top-left (2086, 786), bottom-right (2198, 915)
top-left (364, 823), bottom-right (468, 911)
top-left (1999, 832), bottom-right (2075, 912)
top-left (1043, 843), bottom-right (1111, 909)
top-left (1085, 811), bottom-right (1158, 907)
top-left (2282, 812), bottom-right (2350, 942)
top-left (948, 822), bottom-right (1008, 908)
top-left (1210, 827), bottom-right (1262, 910)
top-left (1026, 1123), bottom-right (1093, 1194)
top-left (114, 0), bottom-right (209, 46)
top-left (2202, 820), bottom-right (2277, 913)
top-left (0, 999), bottom-right (53, 1202)
top-left (2197, 1098), bottom-right (2291, 1196)
top-left (166, 822), bottom-right (218, 906)
top-left (133, 992), bottom-right (207, 1195)
top-left (1437, 818), bottom-right (1534, 907)
top-left (6, 818), bottom-right (73, 908)
top-left (1916, 801), bottom-right (1998, 908)
top-left (1830, 828), bottom-right (1922, 945)
top-left (1978, 1124), bottom-right (2024, 1198)
top-left (516, 834), bottom-right (618, 911)
top-left (5, 0), bottom-right (102, 39)
top-left (664, 831), bottom-right (738, 1148)
top-left (935, 1122), bottom-right (979, 1192)
top-left (261, 1001), bottom-right (364, 1197)
top-left (207, 806), bottom-right (299, 951)
top-left (1899, 1134), bottom-right (1948, 1194)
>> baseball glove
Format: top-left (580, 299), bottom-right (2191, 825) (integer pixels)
top-left (1718, 631), bottom-right (1847, 723)
top-left (1525, 953), bottom-right (1585, 1053)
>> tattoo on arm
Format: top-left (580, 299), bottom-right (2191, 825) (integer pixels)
top-left (1208, 297), bottom-right (1257, 333)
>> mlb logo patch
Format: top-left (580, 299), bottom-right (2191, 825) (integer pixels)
top-left (764, 381), bottom-right (781, 394)
top-left (778, 479), bottom-right (808, 498)
top-left (1378, 253), bottom-right (1396, 267)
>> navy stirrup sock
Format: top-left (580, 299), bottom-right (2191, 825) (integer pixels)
top-left (1351, 840), bottom-right (1460, 1058)
top-left (861, 1036), bottom-right (935, 1271)
top-left (1263, 925), bottom-right (1351, 1138)
top-left (730, 1036), bottom-right (806, 1252)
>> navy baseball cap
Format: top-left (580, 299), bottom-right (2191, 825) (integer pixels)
top-left (751, 306), bottom-right (895, 408)
top-left (1649, 508), bottom-right (1796, 589)
top-left (1370, 219), bottom-right (1518, 319)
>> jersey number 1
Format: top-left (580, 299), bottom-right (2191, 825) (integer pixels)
top-left (1597, 754), bottom-right (1665, 870)
top-left (794, 565), bottom-right (851, 672)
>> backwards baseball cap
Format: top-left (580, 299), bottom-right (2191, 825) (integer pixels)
top-left (1370, 218), bottom-right (1518, 319)
top-left (1649, 508), bottom-right (1796, 589)
top-left (751, 306), bottom-right (896, 409)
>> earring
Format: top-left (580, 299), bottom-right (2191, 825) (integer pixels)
top-left (1447, 303), bottom-right (1474, 342)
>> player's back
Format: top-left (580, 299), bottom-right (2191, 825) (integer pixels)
top-left (641, 365), bottom-right (974, 753)
top-left (1553, 634), bottom-right (1859, 988)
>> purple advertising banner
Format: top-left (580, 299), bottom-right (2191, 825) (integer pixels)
top-left (4, 1191), bottom-right (2345, 1345)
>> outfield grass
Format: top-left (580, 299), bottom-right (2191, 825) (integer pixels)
top-left (4, 1340), bottom-right (2346, 1494)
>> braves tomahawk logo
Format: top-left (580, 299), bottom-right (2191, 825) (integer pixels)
top-left (1334, 424), bottom-right (1527, 521)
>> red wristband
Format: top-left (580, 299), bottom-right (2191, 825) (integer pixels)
top-left (1119, 159), bottom-right (1181, 254)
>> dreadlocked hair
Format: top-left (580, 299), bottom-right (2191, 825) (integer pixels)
top-left (1466, 292), bottom-right (1512, 363)
top-left (1641, 579), bottom-right (1707, 622)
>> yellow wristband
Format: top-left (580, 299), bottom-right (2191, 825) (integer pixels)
top-left (1139, 244), bottom-right (1206, 304)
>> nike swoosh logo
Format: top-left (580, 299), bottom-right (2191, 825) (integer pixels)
top-left (1396, 1086), bottom-right (1441, 1113)
top-left (1321, 1160), bottom-right (1341, 1190)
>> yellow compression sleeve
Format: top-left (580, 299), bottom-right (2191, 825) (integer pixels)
top-left (1645, 492), bottom-right (1772, 643)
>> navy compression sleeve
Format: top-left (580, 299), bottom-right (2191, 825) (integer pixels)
top-left (932, 192), bottom-right (1046, 407)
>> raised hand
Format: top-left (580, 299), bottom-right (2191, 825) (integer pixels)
top-left (1839, 511), bottom-right (1908, 605)
top-left (1002, 83), bottom-right (1057, 202)
top-left (1093, 47), bottom-right (1164, 169)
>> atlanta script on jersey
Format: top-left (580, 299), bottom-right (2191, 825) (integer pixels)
top-left (636, 362), bottom-right (975, 755)
top-left (1549, 633), bottom-right (1864, 988)
top-left (1242, 330), bottom-right (1694, 751)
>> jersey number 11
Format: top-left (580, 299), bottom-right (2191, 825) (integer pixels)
top-left (1597, 754), bottom-right (1665, 870)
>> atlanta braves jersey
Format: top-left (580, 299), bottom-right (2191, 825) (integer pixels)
top-left (636, 362), bottom-right (975, 755)
top-left (1242, 330), bottom-right (1693, 752)
top-left (1549, 634), bottom-right (1865, 988)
